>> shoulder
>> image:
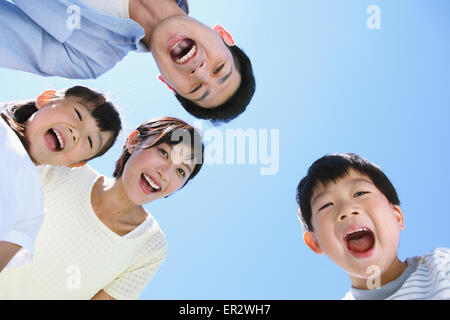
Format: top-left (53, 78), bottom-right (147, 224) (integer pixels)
top-left (177, 0), bottom-right (189, 15)
top-left (418, 248), bottom-right (450, 267)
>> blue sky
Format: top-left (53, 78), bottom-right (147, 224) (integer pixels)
top-left (1, 0), bottom-right (449, 299)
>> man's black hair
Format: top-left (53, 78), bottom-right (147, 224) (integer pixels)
top-left (296, 153), bottom-right (400, 232)
top-left (175, 45), bottom-right (255, 125)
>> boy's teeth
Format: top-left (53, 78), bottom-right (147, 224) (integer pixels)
top-left (176, 45), bottom-right (196, 64)
top-left (53, 129), bottom-right (64, 149)
top-left (143, 174), bottom-right (160, 190)
top-left (346, 227), bottom-right (369, 237)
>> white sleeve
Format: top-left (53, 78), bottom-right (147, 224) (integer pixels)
top-left (81, 0), bottom-right (129, 18)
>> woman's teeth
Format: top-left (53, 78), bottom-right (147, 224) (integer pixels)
top-left (143, 174), bottom-right (160, 190)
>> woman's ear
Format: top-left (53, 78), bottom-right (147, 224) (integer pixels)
top-left (126, 130), bottom-right (140, 153)
top-left (392, 205), bottom-right (405, 230)
top-left (158, 75), bottom-right (176, 93)
top-left (213, 24), bottom-right (235, 46)
top-left (36, 90), bottom-right (57, 109)
top-left (304, 231), bottom-right (324, 254)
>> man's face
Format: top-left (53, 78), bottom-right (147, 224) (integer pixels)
top-left (306, 170), bottom-right (405, 283)
top-left (150, 16), bottom-right (241, 108)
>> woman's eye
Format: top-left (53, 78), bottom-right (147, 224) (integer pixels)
top-left (159, 148), bottom-right (168, 158)
top-left (354, 191), bottom-right (369, 198)
top-left (190, 83), bottom-right (202, 94)
top-left (214, 64), bottom-right (225, 74)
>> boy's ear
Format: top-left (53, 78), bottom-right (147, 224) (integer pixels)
top-left (126, 130), bottom-right (140, 153)
top-left (158, 75), bottom-right (176, 94)
top-left (36, 90), bottom-right (57, 109)
top-left (392, 205), bottom-right (405, 230)
top-left (304, 231), bottom-right (324, 254)
top-left (213, 24), bottom-right (235, 46)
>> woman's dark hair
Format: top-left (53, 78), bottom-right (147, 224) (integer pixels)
top-left (175, 44), bottom-right (255, 125)
top-left (0, 86), bottom-right (122, 162)
top-left (113, 117), bottom-right (204, 187)
top-left (296, 153), bottom-right (400, 232)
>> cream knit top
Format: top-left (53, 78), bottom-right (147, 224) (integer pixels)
top-left (0, 165), bottom-right (167, 299)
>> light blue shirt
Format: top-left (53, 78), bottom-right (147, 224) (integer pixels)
top-left (0, 0), bottom-right (146, 79)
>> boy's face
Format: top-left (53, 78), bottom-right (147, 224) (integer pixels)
top-left (150, 16), bottom-right (241, 108)
top-left (304, 169), bottom-right (405, 283)
top-left (25, 96), bottom-right (112, 166)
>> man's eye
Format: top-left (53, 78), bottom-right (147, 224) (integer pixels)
top-left (75, 108), bottom-right (82, 121)
top-left (214, 64), bottom-right (225, 74)
top-left (318, 202), bottom-right (333, 212)
top-left (190, 83), bottom-right (202, 94)
top-left (354, 191), bottom-right (369, 198)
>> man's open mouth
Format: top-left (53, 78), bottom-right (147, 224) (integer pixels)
top-left (344, 227), bottom-right (375, 258)
top-left (140, 173), bottom-right (161, 194)
top-left (44, 128), bottom-right (65, 152)
top-left (169, 39), bottom-right (197, 64)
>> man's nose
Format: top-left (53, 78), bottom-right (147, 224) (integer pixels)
top-left (190, 61), bottom-right (210, 81)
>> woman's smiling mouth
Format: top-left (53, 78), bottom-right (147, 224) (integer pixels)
top-left (140, 173), bottom-right (162, 195)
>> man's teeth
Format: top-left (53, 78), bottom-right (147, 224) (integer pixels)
top-left (53, 129), bottom-right (64, 149)
top-left (345, 227), bottom-right (369, 237)
top-left (176, 45), bottom-right (196, 64)
top-left (143, 174), bottom-right (160, 190)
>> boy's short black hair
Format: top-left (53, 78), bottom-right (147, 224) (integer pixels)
top-left (175, 45), bottom-right (255, 125)
top-left (296, 153), bottom-right (400, 232)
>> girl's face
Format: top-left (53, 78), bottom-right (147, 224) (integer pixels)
top-left (121, 136), bottom-right (197, 205)
top-left (25, 96), bottom-right (112, 166)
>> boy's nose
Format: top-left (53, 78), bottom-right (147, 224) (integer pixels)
top-left (338, 210), bottom-right (360, 222)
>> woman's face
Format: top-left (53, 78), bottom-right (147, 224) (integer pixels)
top-left (121, 136), bottom-right (197, 205)
top-left (25, 96), bottom-right (111, 166)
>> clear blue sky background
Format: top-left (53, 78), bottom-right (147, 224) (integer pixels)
top-left (1, 0), bottom-right (449, 299)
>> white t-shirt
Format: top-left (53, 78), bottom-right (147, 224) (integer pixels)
top-left (0, 117), bottom-right (44, 262)
top-left (343, 248), bottom-right (450, 300)
top-left (0, 164), bottom-right (167, 299)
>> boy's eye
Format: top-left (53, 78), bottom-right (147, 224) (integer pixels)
top-left (318, 202), bottom-right (333, 212)
top-left (214, 63), bottom-right (225, 75)
top-left (190, 83), bottom-right (202, 94)
top-left (75, 108), bottom-right (82, 121)
top-left (354, 191), bottom-right (369, 198)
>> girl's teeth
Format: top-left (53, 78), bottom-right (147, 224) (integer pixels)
top-left (143, 174), bottom-right (160, 190)
top-left (176, 45), bottom-right (196, 64)
top-left (53, 129), bottom-right (64, 149)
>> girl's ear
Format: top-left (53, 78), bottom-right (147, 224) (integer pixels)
top-left (158, 75), bottom-right (176, 93)
top-left (68, 161), bottom-right (86, 168)
top-left (126, 130), bottom-right (140, 153)
top-left (36, 90), bottom-right (57, 109)
top-left (304, 231), bottom-right (324, 254)
top-left (213, 24), bottom-right (235, 46)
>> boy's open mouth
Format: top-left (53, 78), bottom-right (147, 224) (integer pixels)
top-left (44, 128), bottom-right (65, 152)
top-left (169, 38), bottom-right (197, 65)
top-left (140, 173), bottom-right (161, 194)
top-left (344, 227), bottom-right (375, 258)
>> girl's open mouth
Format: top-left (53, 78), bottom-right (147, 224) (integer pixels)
top-left (344, 227), bottom-right (376, 258)
top-left (169, 38), bottom-right (197, 65)
top-left (140, 173), bottom-right (161, 194)
top-left (44, 128), bottom-right (65, 152)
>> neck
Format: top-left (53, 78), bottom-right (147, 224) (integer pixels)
top-left (129, 0), bottom-right (186, 50)
top-left (350, 257), bottom-right (407, 290)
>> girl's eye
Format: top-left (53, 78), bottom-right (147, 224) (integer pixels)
top-left (75, 108), bottom-right (82, 121)
top-left (87, 136), bottom-right (93, 149)
top-left (354, 191), bottom-right (369, 198)
top-left (214, 64), bottom-right (225, 74)
top-left (318, 202), bottom-right (333, 212)
top-left (159, 148), bottom-right (168, 158)
top-left (177, 168), bottom-right (186, 178)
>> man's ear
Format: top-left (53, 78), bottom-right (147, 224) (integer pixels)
top-left (392, 205), bottom-right (405, 230)
top-left (303, 231), bottom-right (324, 254)
top-left (36, 90), bottom-right (57, 109)
top-left (213, 24), bottom-right (235, 46)
top-left (126, 130), bottom-right (140, 153)
top-left (158, 75), bottom-right (176, 93)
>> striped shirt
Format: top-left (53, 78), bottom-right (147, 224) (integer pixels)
top-left (343, 248), bottom-right (450, 300)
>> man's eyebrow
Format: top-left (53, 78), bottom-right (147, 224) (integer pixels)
top-left (218, 67), bottom-right (233, 85)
